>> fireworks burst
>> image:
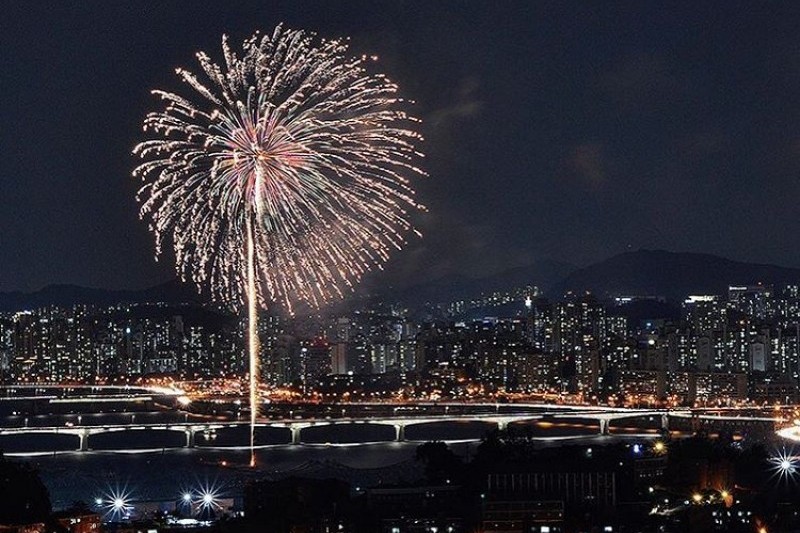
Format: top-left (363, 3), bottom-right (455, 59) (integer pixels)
top-left (133, 26), bottom-right (425, 466)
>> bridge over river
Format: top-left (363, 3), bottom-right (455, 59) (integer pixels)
top-left (0, 402), bottom-right (783, 454)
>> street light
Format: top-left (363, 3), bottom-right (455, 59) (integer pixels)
top-left (100, 486), bottom-right (133, 521)
top-left (769, 449), bottom-right (798, 482)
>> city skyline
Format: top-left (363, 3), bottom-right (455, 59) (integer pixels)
top-left (7, 3), bottom-right (800, 531)
top-left (6, 2), bottom-right (800, 293)
top-left (4, 278), bottom-right (800, 403)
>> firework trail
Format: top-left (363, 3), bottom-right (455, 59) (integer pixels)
top-left (133, 26), bottom-right (425, 466)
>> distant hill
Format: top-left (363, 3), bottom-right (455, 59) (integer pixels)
top-left (5, 250), bottom-right (798, 313)
top-left (0, 279), bottom-right (202, 312)
top-left (550, 249), bottom-right (800, 302)
top-left (0, 259), bottom-right (576, 314)
top-left (389, 258), bottom-right (577, 307)
top-left (609, 299), bottom-right (682, 323)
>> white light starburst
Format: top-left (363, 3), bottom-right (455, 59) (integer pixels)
top-left (179, 480), bottom-right (226, 516)
top-left (99, 485), bottom-right (135, 521)
top-left (769, 448), bottom-right (799, 482)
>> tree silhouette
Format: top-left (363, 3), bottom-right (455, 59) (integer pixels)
top-left (0, 456), bottom-right (51, 525)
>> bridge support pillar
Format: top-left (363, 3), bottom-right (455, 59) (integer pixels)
top-left (661, 414), bottom-right (669, 431)
top-left (691, 414), bottom-right (701, 433)
top-left (599, 419), bottom-right (610, 436)
top-left (394, 424), bottom-right (406, 442)
top-left (290, 426), bottom-right (302, 445)
top-left (78, 430), bottom-right (89, 452)
top-left (185, 429), bottom-right (195, 449)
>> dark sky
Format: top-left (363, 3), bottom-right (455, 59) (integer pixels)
top-left (3, 1), bottom-right (800, 292)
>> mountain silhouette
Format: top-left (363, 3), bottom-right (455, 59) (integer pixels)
top-left (4, 250), bottom-right (800, 312)
top-left (0, 279), bottom-right (202, 312)
top-left (550, 249), bottom-right (800, 302)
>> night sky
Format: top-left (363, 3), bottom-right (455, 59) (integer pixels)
top-left (4, 2), bottom-right (800, 292)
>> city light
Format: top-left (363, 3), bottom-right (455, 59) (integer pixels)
top-left (100, 486), bottom-right (134, 521)
top-left (197, 487), bottom-right (222, 512)
top-left (769, 449), bottom-right (798, 482)
top-left (8, 6), bottom-right (800, 533)
top-left (175, 481), bottom-right (227, 517)
top-left (187, 480), bottom-right (226, 515)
